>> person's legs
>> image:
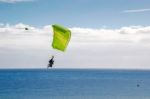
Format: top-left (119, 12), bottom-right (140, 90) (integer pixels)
top-left (49, 63), bottom-right (52, 67)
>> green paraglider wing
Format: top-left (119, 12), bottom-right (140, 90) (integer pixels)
top-left (52, 24), bottom-right (71, 51)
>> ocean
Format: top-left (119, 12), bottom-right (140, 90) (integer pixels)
top-left (0, 69), bottom-right (150, 99)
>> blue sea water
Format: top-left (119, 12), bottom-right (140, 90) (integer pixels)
top-left (0, 69), bottom-right (150, 99)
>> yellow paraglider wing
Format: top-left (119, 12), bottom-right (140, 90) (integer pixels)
top-left (52, 24), bottom-right (71, 51)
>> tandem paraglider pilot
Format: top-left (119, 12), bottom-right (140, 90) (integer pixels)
top-left (48, 56), bottom-right (54, 69)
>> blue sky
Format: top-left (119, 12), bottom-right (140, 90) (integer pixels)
top-left (0, 0), bottom-right (150, 28)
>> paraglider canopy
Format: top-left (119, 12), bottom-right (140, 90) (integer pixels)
top-left (52, 24), bottom-right (71, 52)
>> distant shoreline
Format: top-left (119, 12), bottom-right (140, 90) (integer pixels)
top-left (0, 68), bottom-right (150, 72)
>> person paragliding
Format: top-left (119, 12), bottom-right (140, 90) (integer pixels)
top-left (47, 56), bottom-right (54, 68)
top-left (25, 27), bottom-right (29, 30)
top-left (47, 24), bottom-right (71, 69)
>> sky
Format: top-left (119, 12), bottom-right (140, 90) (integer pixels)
top-left (0, 0), bottom-right (150, 69)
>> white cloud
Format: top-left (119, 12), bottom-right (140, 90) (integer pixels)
top-left (0, 0), bottom-right (33, 3)
top-left (0, 23), bottom-right (4, 26)
top-left (1, 24), bottom-right (150, 50)
top-left (123, 8), bottom-right (150, 13)
top-left (0, 23), bottom-right (52, 50)
top-left (70, 26), bottom-right (150, 44)
top-left (1, 23), bottom-right (150, 69)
